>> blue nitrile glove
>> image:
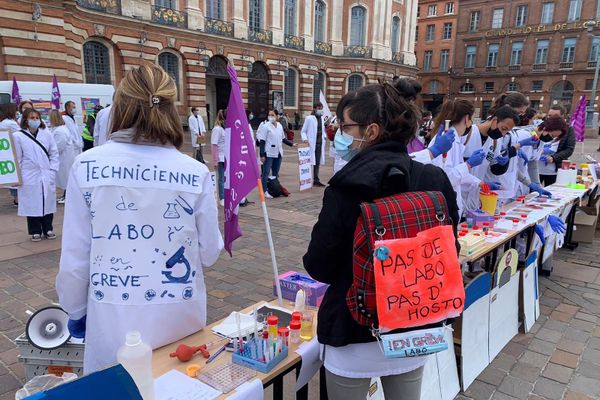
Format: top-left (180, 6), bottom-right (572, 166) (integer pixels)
top-left (529, 183), bottom-right (552, 197)
top-left (534, 224), bottom-right (546, 245)
top-left (67, 315), bottom-right (86, 339)
top-left (428, 127), bottom-right (456, 158)
top-left (495, 154), bottom-right (509, 166)
top-left (466, 149), bottom-right (486, 168)
top-left (540, 155), bottom-right (549, 165)
top-left (543, 144), bottom-right (555, 155)
top-left (548, 215), bottom-right (566, 234)
top-left (485, 181), bottom-right (502, 190)
top-left (517, 149), bottom-right (529, 165)
top-left (518, 136), bottom-right (538, 147)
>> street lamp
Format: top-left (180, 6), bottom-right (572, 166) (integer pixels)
top-left (587, 22), bottom-right (600, 125)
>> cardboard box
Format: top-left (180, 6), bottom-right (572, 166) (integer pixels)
top-left (573, 208), bottom-right (598, 243)
top-left (273, 271), bottom-right (329, 307)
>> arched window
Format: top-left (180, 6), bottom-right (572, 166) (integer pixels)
top-left (158, 52), bottom-right (180, 100)
top-left (284, 68), bottom-right (297, 107)
top-left (347, 74), bottom-right (364, 92)
top-left (507, 82), bottom-right (519, 92)
top-left (391, 16), bottom-right (400, 54)
top-left (83, 41), bottom-right (111, 84)
top-left (459, 83), bottom-right (475, 93)
top-left (314, 0), bottom-right (326, 43)
top-left (350, 6), bottom-right (366, 46)
top-left (313, 71), bottom-right (326, 104)
top-left (284, 0), bottom-right (297, 36)
top-left (206, 0), bottom-right (223, 19)
top-left (428, 80), bottom-right (440, 94)
top-left (249, 0), bottom-right (262, 31)
top-left (156, 0), bottom-right (176, 8)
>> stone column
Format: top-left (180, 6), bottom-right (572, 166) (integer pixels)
top-left (270, 0), bottom-right (284, 46)
top-left (120, 0), bottom-right (151, 20)
top-left (330, 0), bottom-right (343, 56)
top-left (302, 0), bottom-right (314, 51)
top-left (232, 0), bottom-right (248, 39)
top-left (402, 0), bottom-right (417, 66)
top-left (185, 0), bottom-right (204, 31)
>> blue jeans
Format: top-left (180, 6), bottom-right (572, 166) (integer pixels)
top-left (262, 155), bottom-right (282, 192)
top-left (217, 162), bottom-right (224, 200)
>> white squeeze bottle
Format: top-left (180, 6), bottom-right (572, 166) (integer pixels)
top-left (117, 331), bottom-right (155, 400)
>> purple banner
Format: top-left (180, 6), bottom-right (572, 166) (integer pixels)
top-left (223, 65), bottom-right (260, 255)
top-left (11, 77), bottom-right (21, 104)
top-left (571, 95), bottom-right (586, 143)
top-left (51, 74), bottom-right (61, 109)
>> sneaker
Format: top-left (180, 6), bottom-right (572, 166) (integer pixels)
top-left (31, 234), bottom-right (42, 242)
top-left (57, 196), bottom-right (65, 204)
top-left (219, 199), bottom-right (224, 207)
top-left (264, 191), bottom-right (273, 199)
top-left (45, 231), bottom-right (56, 240)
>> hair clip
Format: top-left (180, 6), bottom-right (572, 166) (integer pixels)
top-left (150, 95), bottom-right (160, 107)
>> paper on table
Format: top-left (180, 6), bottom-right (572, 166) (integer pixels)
top-left (211, 312), bottom-right (256, 338)
top-left (294, 338), bottom-right (322, 391)
top-left (154, 370), bottom-right (222, 400)
top-left (226, 378), bottom-right (264, 400)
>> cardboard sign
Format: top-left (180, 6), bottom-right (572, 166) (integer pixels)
top-left (298, 145), bottom-right (313, 191)
top-left (81, 97), bottom-right (100, 121)
top-left (373, 225), bottom-right (465, 331)
top-left (0, 131), bottom-right (21, 186)
top-left (31, 99), bottom-right (52, 122)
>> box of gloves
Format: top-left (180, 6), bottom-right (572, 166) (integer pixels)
top-left (274, 271), bottom-right (329, 307)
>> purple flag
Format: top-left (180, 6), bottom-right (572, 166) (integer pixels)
top-left (571, 95), bottom-right (586, 143)
top-left (223, 65), bottom-right (260, 255)
top-left (51, 74), bottom-right (61, 109)
top-left (10, 77), bottom-right (21, 104)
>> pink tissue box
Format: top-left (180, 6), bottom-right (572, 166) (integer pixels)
top-left (273, 271), bottom-right (329, 307)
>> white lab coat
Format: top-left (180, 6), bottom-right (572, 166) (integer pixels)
top-left (52, 125), bottom-right (78, 189)
top-left (93, 105), bottom-right (113, 146)
top-left (513, 126), bottom-right (536, 197)
top-left (428, 132), bottom-right (480, 218)
top-left (63, 114), bottom-right (83, 152)
top-left (13, 128), bottom-right (59, 217)
top-left (210, 126), bottom-right (226, 163)
top-left (56, 141), bottom-right (224, 374)
top-left (257, 121), bottom-right (286, 158)
top-left (484, 133), bottom-right (518, 202)
top-left (188, 114), bottom-right (206, 148)
top-left (0, 118), bottom-right (20, 133)
top-left (300, 115), bottom-right (326, 165)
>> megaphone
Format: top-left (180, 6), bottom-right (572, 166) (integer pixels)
top-left (26, 306), bottom-right (71, 350)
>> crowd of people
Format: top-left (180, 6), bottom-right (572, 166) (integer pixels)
top-left (0, 62), bottom-right (582, 399)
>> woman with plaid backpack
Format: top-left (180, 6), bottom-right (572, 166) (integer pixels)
top-left (303, 79), bottom-right (459, 400)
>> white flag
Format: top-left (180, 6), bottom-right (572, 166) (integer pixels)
top-left (319, 90), bottom-right (332, 123)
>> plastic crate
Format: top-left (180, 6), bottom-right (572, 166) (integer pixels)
top-left (15, 333), bottom-right (85, 380)
top-left (232, 339), bottom-right (288, 373)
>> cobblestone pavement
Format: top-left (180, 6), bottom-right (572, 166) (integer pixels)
top-left (1, 142), bottom-right (599, 399)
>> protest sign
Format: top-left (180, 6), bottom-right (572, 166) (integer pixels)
top-left (81, 98), bottom-right (100, 120)
top-left (298, 145), bottom-right (313, 191)
top-left (373, 224), bottom-right (465, 331)
top-left (31, 100), bottom-right (52, 122)
top-left (0, 131), bottom-right (21, 186)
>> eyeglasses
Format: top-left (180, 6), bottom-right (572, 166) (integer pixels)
top-left (339, 122), bottom-right (369, 131)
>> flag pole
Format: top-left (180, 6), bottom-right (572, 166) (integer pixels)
top-left (256, 179), bottom-right (284, 306)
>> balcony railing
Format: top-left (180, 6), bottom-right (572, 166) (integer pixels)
top-left (152, 6), bottom-right (187, 28)
top-left (76, 0), bottom-right (121, 14)
top-left (589, 61), bottom-right (597, 68)
top-left (344, 46), bottom-right (373, 58)
top-left (314, 41), bottom-right (332, 55)
top-left (248, 28), bottom-right (272, 45)
top-left (509, 65), bottom-right (521, 71)
top-left (205, 17), bottom-right (234, 37)
top-left (464, 67), bottom-right (474, 73)
top-left (486, 66), bottom-right (497, 72)
top-left (559, 62), bottom-right (573, 69)
top-left (284, 35), bottom-right (305, 50)
top-left (532, 64), bottom-right (546, 71)
top-left (392, 52), bottom-right (405, 64)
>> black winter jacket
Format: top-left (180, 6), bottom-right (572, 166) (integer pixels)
top-left (303, 141), bottom-right (459, 347)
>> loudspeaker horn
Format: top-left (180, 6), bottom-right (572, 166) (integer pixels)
top-left (26, 306), bottom-right (71, 350)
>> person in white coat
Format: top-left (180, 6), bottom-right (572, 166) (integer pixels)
top-left (49, 110), bottom-right (78, 203)
top-left (56, 63), bottom-right (224, 375)
top-left (1, 103), bottom-right (23, 207)
top-left (211, 109), bottom-right (226, 206)
top-left (93, 104), bottom-right (112, 146)
top-left (62, 101), bottom-right (83, 154)
top-left (188, 107), bottom-right (206, 164)
top-left (301, 103), bottom-right (327, 186)
top-left (13, 108), bottom-right (59, 241)
top-left (257, 109), bottom-right (296, 197)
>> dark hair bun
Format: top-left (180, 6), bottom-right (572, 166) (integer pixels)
top-left (393, 78), bottom-right (422, 101)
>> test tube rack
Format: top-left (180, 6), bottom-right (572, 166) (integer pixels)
top-left (232, 338), bottom-right (288, 373)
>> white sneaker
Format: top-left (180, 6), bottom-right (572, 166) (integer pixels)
top-left (264, 191), bottom-right (273, 199)
top-left (219, 199), bottom-right (224, 207)
top-left (31, 234), bottom-right (42, 242)
top-left (57, 197), bottom-right (65, 204)
top-left (45, 231), bottom-right (56, 240)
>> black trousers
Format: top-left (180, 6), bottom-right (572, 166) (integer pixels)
top-left (195, 147), bottom-right (205, 164)
top-left (83, 139), bottom-right (94, 152)
top-left (540, 174), bottom-right (557, 186)
top-left (27, 214), bottom-right (54, 235)
top-left (314, 143), bottom-right (322, 183)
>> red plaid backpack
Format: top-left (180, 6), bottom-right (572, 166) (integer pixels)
top-left (346, 163), bottom-right (453, 328)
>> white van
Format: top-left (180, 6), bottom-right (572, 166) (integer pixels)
top-left (0, 81), bottom-right (114, 130)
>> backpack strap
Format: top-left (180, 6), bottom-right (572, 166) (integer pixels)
top-left (426, 191), bottom-right (446, 223)
top-left (369, 203), bottom-right (386, 238)
top-left (20, 129), bottom-right (49, 159)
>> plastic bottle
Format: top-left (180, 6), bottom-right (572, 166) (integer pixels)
top-left (117, 331), bottom-right (155, 400)
top-left (289, 320), bottom-right (301, 344)
top-left (267, 315), bottom-right (279, 343)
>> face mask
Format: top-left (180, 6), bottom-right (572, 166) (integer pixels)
top-left (268, 116), bottom-right (276, 123)
top-left (488, 128), bottom-right (503, 140)
top-left (28, 120), bottom-right (41, 130)
top-left (334, 130), bottom-right (364, 161)
top-left (315, 110), bottom-right (323, 117)
top-left (71, 109), bottom-right (77, 115)
top-left (540, 134), bottom-right (553, 143)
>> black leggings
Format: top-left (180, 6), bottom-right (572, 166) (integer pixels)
top-left (27, 214), bottom-right (54, 235)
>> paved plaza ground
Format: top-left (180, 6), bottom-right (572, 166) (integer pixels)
top-left (0, 140), bottom-right (599, 399)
